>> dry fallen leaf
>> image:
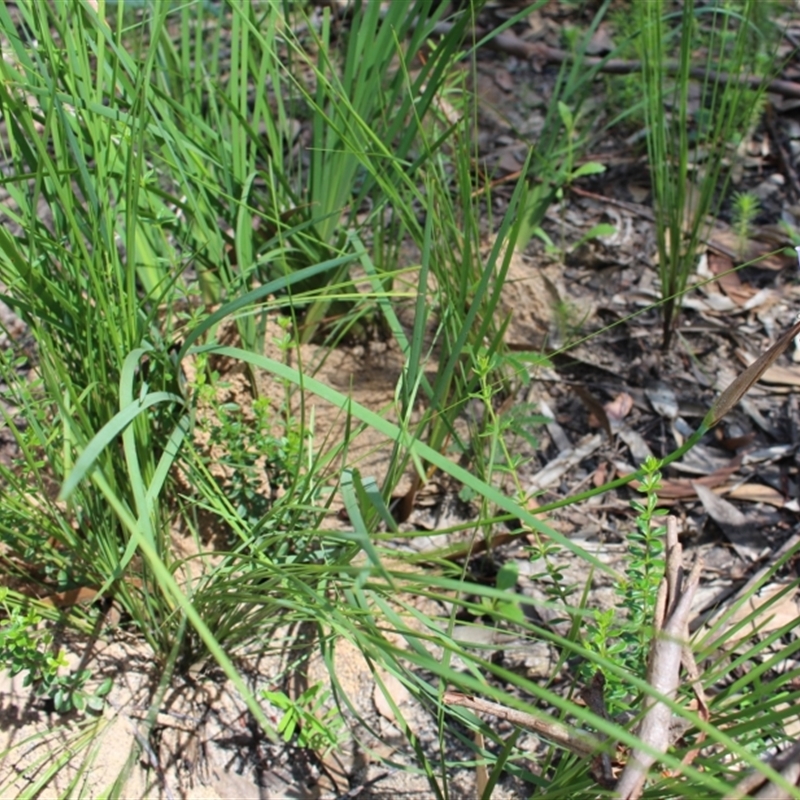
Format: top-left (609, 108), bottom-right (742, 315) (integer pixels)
top-left (720, 583), bottom-right (799, 645)
top-left (605, 392), bottom-right (634, 423)
top-left (39, 586), bottom-right (101, 607)
top-left (529, 433), bottom-right (604, 491)
top-left (593, 462), bottom-right (609, 488)
top-left (709, 252), bottom-right (757, 307)
top-left (373, 671), bottom-right (410, 723)
top-left (708, 224), bottom-right (793, 271)
top-left (586, 21), bottom-right (616, 54)
top-left (706, 316), bottom-right (800, 428)
top-left (493, 68), bottom-right (514, 92)
top-left (576, 385), bottom-right (613, 440)
top-left (645, 381), bottom-right (679, 420)
top-left (735, 349), bottom-right (800, 387)
top-left (726, 483), bottom-right (785, 507)
top-left (693, 482), bottom-right (764, 562)
top-left (714, 429), bottom-right (757, 452)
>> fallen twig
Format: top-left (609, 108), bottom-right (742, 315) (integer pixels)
top-left (677, 645), bottom-right (710, 770)
top-left (107, 698), bottom-right (177, 800)
top-left (724, 737), bottom-right (800, 800)
top-left (579, 672), bottom-right (615, 786)
top-left (432, 22), bottom-right (800, 99)
top-left (442, 690), bottom-right (603, 758)
top-left (333, 771), bottom-right (392, 800)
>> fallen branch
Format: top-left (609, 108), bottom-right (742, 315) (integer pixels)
top-left (724, 737), bottom-right (800, 800)
top-left (433, 23), bottom-right (800, 100)
top-left (442, 690), bottom-right (603, 758)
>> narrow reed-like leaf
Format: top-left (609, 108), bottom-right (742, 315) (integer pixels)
top-left (59, 392), bottom-right (183, 503)
top-left (704, 317), bottom-right (800, 429)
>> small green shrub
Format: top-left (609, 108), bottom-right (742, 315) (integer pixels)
top-left (203, 396), bottom-right (288, 526)
top-left (0, 588), bottom-right (111, 714)
top-left (263, 683), bottom-right (346, 756)
top-left (0, 589), bottom-right (63, 690)
top-left (582, 456), bottom-right (666, 714)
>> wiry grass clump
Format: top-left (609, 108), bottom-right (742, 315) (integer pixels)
top-left (637, 0), bottom-right (775, 347)
top-left (0, 2), bottom-right (797, 798)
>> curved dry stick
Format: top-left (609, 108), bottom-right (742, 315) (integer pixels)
top-left (724, 737), bottom-right (800, 800)
top-left (442, 690), bottom-right (603, 758)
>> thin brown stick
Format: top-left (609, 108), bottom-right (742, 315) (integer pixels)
top-left (107, 698), bottom-right (177, 800)
top-left (432, 23), bottom-right (800, 99)
top-left (442, 690), bottom-right (603, 758)
top-left (724, 738), bottom-right (800, 800)
top-left (679, 645), bottom-right (709, 769)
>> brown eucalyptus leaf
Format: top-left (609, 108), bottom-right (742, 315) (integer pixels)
top-left (40, 585), bottom-right (100, 607)
top-left (693, 483), bottom-right (763, 562)
top-left (574, 385), bottom-right (613, 440)
top-left (727, 483), bottom-right (785, 507)
top-left (735, 349), bottom-right (800, 386)
top-left (715, 430), bottom-right (757, 451)
top-left (708, 253), bottom-right (758, 307)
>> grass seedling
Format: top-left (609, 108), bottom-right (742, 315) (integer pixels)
top-left (732, 190), bottom-right (761, 258)
top-left (517, 0), bottom-right (615, 250)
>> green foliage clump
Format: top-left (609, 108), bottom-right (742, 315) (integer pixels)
top-left (464, 345), bottom-right (550, 497)
top-left (263, 683), bottom-right (346, 756)
top-left (0, 589), bottom-right (63, 691)
top-left (189, 345), bottom-right (319, 540)
top-left (0, 588), bottom-right (111, 714)
top-left (606, 0), bottom-right (777, 142)
top-left (200, 392), bottom-right (297, 527)
top-left (0, 1), bottom-right (797, 795)
top-left (637, 0), bottom-right (777, 345)
top-left (582, 456), bottom-right (666, 714)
